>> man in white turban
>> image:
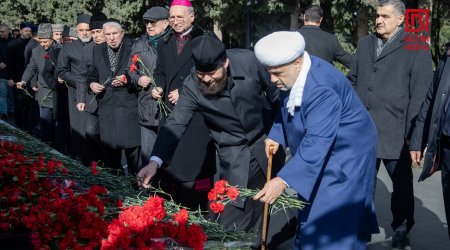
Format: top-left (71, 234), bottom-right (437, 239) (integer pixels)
top-left (253, 31), bottom-right (379, 250)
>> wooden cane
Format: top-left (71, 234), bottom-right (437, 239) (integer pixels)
top-left (261, 146), bottom-right (274, 250)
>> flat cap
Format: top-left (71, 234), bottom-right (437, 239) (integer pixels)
top-left (143, 6), bottom-right (169, 21)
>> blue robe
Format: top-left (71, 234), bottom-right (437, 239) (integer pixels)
top-left (269, 56), bottom-right (379, 250)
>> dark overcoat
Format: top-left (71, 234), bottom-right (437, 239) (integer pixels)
top-left (87, 38), bottom-right (140, 149)
top-left (153, 26), bottom-right (215, 182)
top-left (348, 29), bottom-right (433, 159)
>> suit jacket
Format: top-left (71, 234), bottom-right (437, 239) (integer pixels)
top-left (298, 25), bottom-right (353, 68)
top-left (348, 29), bottom-right (433, 159)
top-left (153, 49), bottom-right (283, 197)
top-left (410, 56), bottom-right (450, 181)
top-left (270, 56), bottom-right (378, 249)
top-left (152, 26), bottom-right (215, 182)
top-left (21, 44), bottom-right (57, 108)
top-left (87, 38), bottom-right (140, 149)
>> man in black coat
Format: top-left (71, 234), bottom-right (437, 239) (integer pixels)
top-left (57, 14), bottom-right (93, 164)
top-left (410, 54), bottom-right (450, 239)
top-left (0, 24), bottom-right (12, 119)
top-left (347, 1), bottom-right (433, 248)
top-left (139, 34), bottom-right (295, 248)
top-left (88, 21), bottom-right (141, 174)
top-left (298, 5), bottom-right (352, 68)
top-left (6, 23), bottom-right (32, 129)
top-left (151, 0), bottom-right (216, 210)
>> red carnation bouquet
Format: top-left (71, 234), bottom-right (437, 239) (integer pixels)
top-left (129, 54), bottom-right (171, 117)
top-left (208, 180), bottom-right (307, 214)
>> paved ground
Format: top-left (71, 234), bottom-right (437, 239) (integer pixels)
top-left (368, 166), bottom-right (450, 250)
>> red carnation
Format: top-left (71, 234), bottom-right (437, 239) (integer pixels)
top-left (121, 75), bottom-right (127, 83)
top-left (207, 189), bottom-right (217, 201)
top-left (132, 54), bottom-right (139, 63)
top-left (173, 209), bottom-right (189, 225)
top-left (0, 222), bottom-right (10, 232)
top-left (214, 180), bottom-right (227, 195)
top-left (91, 161), bottom-right (99, 175)
top-left (130, 63), bottom-right (138, 73)
top-left (44, 53), bottom-right (49, 60)
top-left (210, 202), bottom-right (225, 214)
top-left (226, 187), bottom-right (239, 201)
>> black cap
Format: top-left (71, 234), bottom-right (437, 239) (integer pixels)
top-left (191, 33), bottom-right (227, 72)
top-left (107, 18), bottom-right (121, 25)
top-left (20, 22), bottom-right (32, 29)
top-left (90, 11), bottom-right (108, 30)
top-left (143, 6), bottom-right (169, 21)
top-left (62, 25), bottom-right (70, 38)
top-left (77, 14), bottom-right (91, 25)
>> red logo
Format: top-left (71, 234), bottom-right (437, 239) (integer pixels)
top-left (404, 9), bottom-right (430, 51)
top-left (405, 9), bottom-right (429, 33)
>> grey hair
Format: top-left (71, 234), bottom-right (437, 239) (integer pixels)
top-left (378, 0), bottom-right (406, 16)
top-left (0, 24), bottom-right (10, 30)
top-left (187, 6), bottom-right (195, 14)
top-left (103, 21), bottom-right (123, 31)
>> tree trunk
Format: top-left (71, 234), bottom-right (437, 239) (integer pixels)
top-left (290, 1), bottom-right (301, 31)
top-left (357, 8), bottom-right (369, 42)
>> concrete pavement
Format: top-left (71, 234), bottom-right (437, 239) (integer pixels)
top-left (368, 166), bottom-right (450, 250)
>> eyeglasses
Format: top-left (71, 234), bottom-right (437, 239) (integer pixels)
top-left (144, 20), bottom-right (161, 26)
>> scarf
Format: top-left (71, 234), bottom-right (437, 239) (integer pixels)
top-left (286, 51), bottom-right (311, 116)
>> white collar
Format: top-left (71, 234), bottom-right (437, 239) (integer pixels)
top-left (178, 26), bottom-right (193, 38)
top-left (286, 51), bottom-right (311, 116)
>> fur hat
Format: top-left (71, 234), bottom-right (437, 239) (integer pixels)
top-left (51, 24), bottom-right (64, 32)
top-left (37, 23), bottom-right (53, 39)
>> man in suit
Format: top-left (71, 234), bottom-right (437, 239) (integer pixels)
top-left (88, 21), bottom-right (140, 174)
top-left (298, 5), bottom-right (352, 68)
top-left (138, 34), bottom-right (293, 245)
top-left (347, 0), bottom-right (433, 248)
top-left (410, 53), bottom-right (450, 239)
top-left (151, 0), bottom-right (216, 210)
top-left (254, 31), bottom-right (378, 250)
top-left (18, 23), bottom-right (59, 145)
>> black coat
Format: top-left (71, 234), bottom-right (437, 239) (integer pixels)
top-left (24, 39), bottom-right (40, 88)
top-left (87, 38), bottom-right (140, 149)
top-left (76, 42), bottom-right (98, 113)
top-left (0, 37), bottom-right (11, 79)
top-left (410, 56), bottom-right (450, 180)
top-left (153, 26), bottom-right (215, 182)
top-left (153, 49), bottom-right (283, 194)
top-left (298, 25), bottom-right (353, 68)
top-left (42, 48), bottom-right (69, 121)
top-left (348, 29), bottom-right (433, 159)
top-left (6, 37), bottom-right (29, 81)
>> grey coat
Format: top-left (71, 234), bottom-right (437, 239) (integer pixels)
top-left (22, 44), bottom-right (58, 108)
top-left (348, 29), bottom-right (433, 159)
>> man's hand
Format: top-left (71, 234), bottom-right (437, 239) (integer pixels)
top-left (264, 138), bottom-right (279, 158)
top-left (77, 103), bottom-right (85, 111)
top-left (57, 77), bottom-right (64, 84)
top-left (152, 87), bottom-right (163, 99)
top-left (112, 75), bottom-right (127, 87)
top-left (137, 160), bottom-right (159, 188)
top-left (32, 87), bottom-right (38, 92)
top-left (0, 62), bottom-right (6, 69)
top-left (16, 81), bottom-right (26, 89)
top-left (168, 89), bottom-right (179, 104)
top-left (138, 76), bottom-right (151, 88)
top-left (90, 82), bottom-right (105, 94)
top-left (253, 177), bottom-right (287, 204)
top-left (410, 150), bottom-right (422, 165)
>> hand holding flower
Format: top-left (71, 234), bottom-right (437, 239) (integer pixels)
top-left (90, 82), bottom-right (105, 94)
top-left (152, 87), bottom-right (164, 99)
top-left (138, 75), bottom-right (152, 88)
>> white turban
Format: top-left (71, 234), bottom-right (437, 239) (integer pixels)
top-left (254, 31), bottom-right (305, 67)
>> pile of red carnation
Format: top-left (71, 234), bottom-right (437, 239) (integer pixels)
top-left (102, 196), bottom-right (207, 250)
top-left (0, 139), bottom-right (207, 249)
top-left (208, 180), bottom-right (240, 214)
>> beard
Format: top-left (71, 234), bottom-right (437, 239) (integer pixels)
top-left (197, 75), bottom-right (227, 96)
top-left (78, 35), bottom-right (92, 43)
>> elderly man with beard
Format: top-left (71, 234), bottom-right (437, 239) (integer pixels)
top-left (57, 14), bottom-right (93, 164)
top-left (138, 34), bottom-right (295, 247)
top-left (87, 21), bottom-right (140, 175)
top-left (75, 11), bottom-right (109, 164)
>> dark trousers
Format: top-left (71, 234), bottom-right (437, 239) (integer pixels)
top-left (39, 106), bottom-right (54, 145)
top-left (54, 120), bottom-right (69, 154)
top-left (140, 125), bottom-right (158, 166)
top-left (85, 111), bottom-right (103, 163)
top-left (103, 146), bottom-right (140, 175)
top-left (13, 89), bottom-right (30, 131)
top-left (376, 157), bottom-right (415, 232)
top-left (440, 134), bottom-right (450, 239)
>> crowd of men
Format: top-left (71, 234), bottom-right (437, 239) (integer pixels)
top-left (1, 0), bottom-right (450, 249)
